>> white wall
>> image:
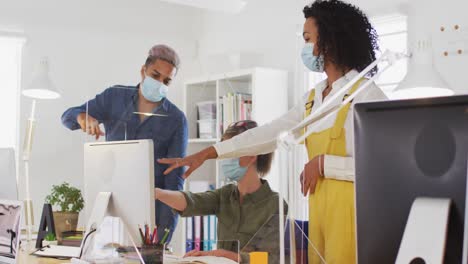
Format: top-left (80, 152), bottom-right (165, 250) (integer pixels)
top-left (198, 0), bottom-right (468, 101)
top-left (410, 0), bottom-right (468, 94)
top-left (198, 1), bottom-right (305, 104)
top-left (0, 0), bottom-right (204, 229)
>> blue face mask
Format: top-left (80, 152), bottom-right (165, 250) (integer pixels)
top-left (141, 75), bottom-right (168, 102)
top-left (301, 42), bottom-right (325, 72)
top-left (220, 158), bottom-right (248, 183)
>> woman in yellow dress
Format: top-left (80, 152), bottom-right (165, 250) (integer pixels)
top-left (160, 1), bottom-right (387, 263)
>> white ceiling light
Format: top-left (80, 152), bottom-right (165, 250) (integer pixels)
top-left (160, 0), bottom-right (247, 14)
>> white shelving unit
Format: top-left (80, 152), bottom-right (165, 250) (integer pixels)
top-left (171, 67), bottom-right (288, 254)
top-left (188, 138), bottom-right (219, 144)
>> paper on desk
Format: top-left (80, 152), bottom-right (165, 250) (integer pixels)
top-left (164, 255), bottom-right (238, 264)
top-left (32, 245), bottom-right (81, 258)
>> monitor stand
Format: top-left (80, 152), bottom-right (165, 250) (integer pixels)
top-left (396, 197), bottom-right (451, 264)
top-left (84, 192), bottom-right (112, 236)
top-left (80, 192), bottom-right (112, 254)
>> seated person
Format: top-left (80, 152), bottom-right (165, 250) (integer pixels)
top-left (155, 120), bottom-right (288, 263)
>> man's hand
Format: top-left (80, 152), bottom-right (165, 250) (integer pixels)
top-left (77, 113), bottom-right (105, 140)
top-left (300, 154), bottom-right (324, 196)
top-left (158, 146), bottom-right (218, 179)
top-left (184, 249), bottom-right (239, 262)
top-left (154, 188), bottom-right (161, 200)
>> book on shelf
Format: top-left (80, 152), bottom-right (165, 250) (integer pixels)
top-left (220, 92), bottom-right (252, 133)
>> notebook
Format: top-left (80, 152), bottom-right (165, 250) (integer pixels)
top-left (164, 255), bottom-right (238, 264)
top-left (32, 245), bottom-right (81, 259)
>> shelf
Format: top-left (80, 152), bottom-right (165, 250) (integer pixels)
top-left (184, 68), bottom-right (256, 85)
top-left (176, 67), bottom-right (288, 255)
top-left (188, 138), bottom-right (220, 144)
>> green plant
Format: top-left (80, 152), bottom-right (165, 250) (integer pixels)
top-left (45, 182), bottom-right (84, 213)
top-left (44, 232), bottom-right (56, 241)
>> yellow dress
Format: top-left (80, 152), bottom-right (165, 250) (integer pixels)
top-left (305, 79), bottom-right (363, 264)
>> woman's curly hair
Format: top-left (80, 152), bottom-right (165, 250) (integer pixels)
top-left (303, 0), bottom-right (379, 76)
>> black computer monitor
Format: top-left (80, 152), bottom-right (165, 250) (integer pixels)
top-left (354, 95), bottom-right (468, 264)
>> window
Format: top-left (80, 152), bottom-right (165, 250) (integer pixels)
top-left (372, 14), bottom-right (408, 96)
top-left (0, 34), bottom-right (25, 148)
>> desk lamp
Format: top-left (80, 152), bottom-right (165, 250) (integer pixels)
top-left (392, 2), bottom-right (453, 99)
top-left (22, 57), bottom-right (60, 242)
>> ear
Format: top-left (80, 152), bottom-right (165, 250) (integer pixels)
top-left (140, 65), bottom-right (146, 79)
top-left (239, 156), bottom-right (257, 168)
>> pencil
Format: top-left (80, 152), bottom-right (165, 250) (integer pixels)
top-left (138, 225), bottom-right (145, 244)
top-left (153, 226), bottom-right (159, 244)
top-left (145, 224), bottom-right (150, 244)
top-left (160, 228), bottom-right (170, 245)
top-left (151, 226), bottom-right (157, 244)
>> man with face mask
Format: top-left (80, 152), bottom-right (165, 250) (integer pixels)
top-left (61, 44), bottom-right (188, 243)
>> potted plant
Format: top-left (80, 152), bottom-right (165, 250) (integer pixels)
top-left (42, 232), bottom-right (57, 247)
top-left (45, 182), bottom-right (84, 242)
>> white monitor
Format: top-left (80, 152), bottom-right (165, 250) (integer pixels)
top-left (83, 140), bottom-right (155, 242)
top-left (0, 200), bottom-right (22, 264)
top-left (0, 148), bottom-right (17, 200)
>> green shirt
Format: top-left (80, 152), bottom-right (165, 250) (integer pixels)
top-left (179, 179), bottom-right (288, 263)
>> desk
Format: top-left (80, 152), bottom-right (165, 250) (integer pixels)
top-left (17, 233), bottom-right (66, 263)
top-left (17, 243), bottom-right (179, 263)
top-left (18, 249), bottom-right (69, 264)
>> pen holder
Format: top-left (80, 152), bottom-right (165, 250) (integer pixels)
top-left (140, 244), bottom-right (164, 264)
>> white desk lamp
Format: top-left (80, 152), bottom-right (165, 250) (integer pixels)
top-left (277, 47), bottom-right (453, 264)
top-left (392, 0), bottom-right (453, 100)
top-left (392, 39), bottom-right (453, 99)
top-left (22, 57), bottom-right (60, 242)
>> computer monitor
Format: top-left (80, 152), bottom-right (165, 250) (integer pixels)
top-left (83, 140), bottom-right (155, 242)
top-left (0, 200), bottom-right (22, 264)
top-left (0, 148), bottom-right (18, 200)
top-left (354, 95), bottom-right (468, 264)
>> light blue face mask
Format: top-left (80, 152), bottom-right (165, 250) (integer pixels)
top-left (141, 75), bottom-right (168, 102)
top-left (301, 42), bottom-right (325, 72)
top-left (220, 158), bottom-right (248, 183)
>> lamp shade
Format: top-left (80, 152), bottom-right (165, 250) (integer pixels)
top-left (392, 40), bottom-right (453, 99)
top-left (22, 57), bottom-right (60, 100)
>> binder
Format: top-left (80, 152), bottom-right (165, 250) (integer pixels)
top-left (187, 181), bottom-right (211, 252)
top-left (211, 215), bottom-right (218, 250)
top-left (186, 217), bottom-right (194, 252)
top-left (209, 215), bottom-right (216, 250)
top-left (203, 215), bottom-right (210, 251)
top-left (194, 216), bottom-right (202, 251)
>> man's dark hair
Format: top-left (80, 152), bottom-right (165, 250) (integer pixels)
top-left (303, 0), bottom-right (379, 76)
